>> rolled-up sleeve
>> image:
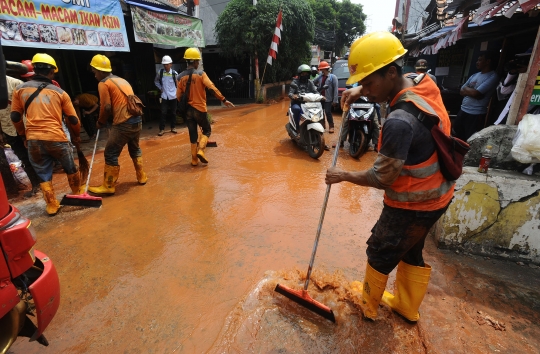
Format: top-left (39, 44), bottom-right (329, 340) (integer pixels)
top-left (365, 154), bottom-right (404, 189)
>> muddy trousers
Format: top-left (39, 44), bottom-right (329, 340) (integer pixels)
top-left (104, 122), bottom-right (142, 166)
top-left (366, 203), bottom-right (449, 275)
top-left (186, 106), bottom-right (211, 144)
top-left (27, 140), bottom-right (78, 182)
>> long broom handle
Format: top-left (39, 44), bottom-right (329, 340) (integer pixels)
top-left (84, 129), bottom-right (100, 194)
top-left (303, 104), bottom-right (349, 291)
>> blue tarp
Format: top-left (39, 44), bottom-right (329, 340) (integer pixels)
top-left (420, 20), bottom-right (494, 42)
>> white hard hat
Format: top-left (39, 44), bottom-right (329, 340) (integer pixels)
top-left (162, 55), bottom-right (173, 64)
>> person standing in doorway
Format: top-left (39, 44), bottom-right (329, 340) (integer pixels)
top-left (154, 55), bottom-right (178, 136)
top-left (453, 51), bottom-right (499, 141)
top-left (313, 61), bottom-right (339, 134)
top-left (176, 48), bottom-right (234, 166)
top-left (88, 54), bottom-right (147, 195)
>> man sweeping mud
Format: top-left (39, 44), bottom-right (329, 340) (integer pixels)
top-left (10, 54), bottom-right (83, 216)
top-left (325, 32), bottom-right (454, 322)
top-left (87, 54), bottom-right (147, 195)
top-left (176, 48), bottom-right (234, 166)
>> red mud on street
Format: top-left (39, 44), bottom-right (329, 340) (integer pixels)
top-left (9, 101), bottom-right (540, 353)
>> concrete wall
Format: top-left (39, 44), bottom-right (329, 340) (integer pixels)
top-left (433, 166), bottom-right (540, 265)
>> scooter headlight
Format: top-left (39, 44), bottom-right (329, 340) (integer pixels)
top-left (311, 115), bottom-right (321, 122)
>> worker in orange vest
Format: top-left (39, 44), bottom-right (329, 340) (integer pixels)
top-left (11, 54), bottom-right (83, 215)
top-left (326, 32), bottom-right (454, 323)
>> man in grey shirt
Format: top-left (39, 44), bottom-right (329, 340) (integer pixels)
top-left (154, 55), bottom-right (178, 136)
top-left (453, 51), bottom-right (499, 141)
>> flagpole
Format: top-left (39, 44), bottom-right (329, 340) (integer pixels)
top-left (258, 7), bottom-right (282, 102)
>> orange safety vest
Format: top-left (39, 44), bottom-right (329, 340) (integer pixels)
top-left (380, 74), bottom-right (454, 211)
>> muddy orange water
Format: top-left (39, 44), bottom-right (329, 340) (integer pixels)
top-left (9, 102), bottom-right (540, 353)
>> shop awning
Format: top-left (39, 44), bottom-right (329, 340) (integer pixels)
top-left (417, 19), bottom-right (493, 55)
top-left (420, 20), bottom-right (493, 42)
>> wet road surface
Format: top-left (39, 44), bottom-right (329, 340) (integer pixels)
top-left (9, 101), bottom-right (540, 353)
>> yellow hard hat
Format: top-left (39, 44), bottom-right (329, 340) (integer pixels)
top-left (347, 31), bottom-right (407, 85)
top-left (31, 53), bottom-right (58, 73)
top-left (184, 47), bottom-right (201, 60)
top-left (90, 54), bottom-right (112, 72)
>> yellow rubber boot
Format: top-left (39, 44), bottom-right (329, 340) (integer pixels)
top-left (191, 144), bottom-right (198, 166)
top-left (350, 263), bottom-right (389, 320)
top-left (132, 157), bottom-right (148, 185)
top-left (39, 181), bottom-right (60, 216)
top-left (381, 261), bottom-right (432, 322)
top-left (197, 135), bottom-right (209, 163)
top-left (66, 171), bottom-right (82, 195)
top-left (88, 164), bottom-right (120, 195)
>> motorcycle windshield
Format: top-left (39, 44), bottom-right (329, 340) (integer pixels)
top-left (301, 102), bottom-right (323, 122)
top-left (300, 93), bottom-right (324, 102)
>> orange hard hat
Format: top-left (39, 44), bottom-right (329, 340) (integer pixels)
top-left (318, 61), bottom-right (330, 70)
top-left (20, 59), bottom-right (35, 78)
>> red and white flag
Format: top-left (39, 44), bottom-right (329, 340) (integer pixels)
top-left (267, 10), bottom-right (283, 65)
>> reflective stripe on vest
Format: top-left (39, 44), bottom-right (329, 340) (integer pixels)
top-left (385, 179), bottom-right (455, 203)
top-left (382, 75), bottom-right (454, 211)
top-left (384, 151), bottom-right (454, 210)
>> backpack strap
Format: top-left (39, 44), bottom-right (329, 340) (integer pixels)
top-left (24, 82), bottom-right (48, 113)
top-left (392, 101), bottom-right (435, 131)
top-left (108, 77), bottom-right (128, 97)
top-left (185, 69), bottom-right (194, 98)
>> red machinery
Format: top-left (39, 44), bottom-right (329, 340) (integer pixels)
top-left (0, 174), bottom-right (60, 352)
top-left (0, 41), bottom-right (60, 352)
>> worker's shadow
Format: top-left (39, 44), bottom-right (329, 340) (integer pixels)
top-left (110, 181), bottom-right (142, 197)
top-left (157, 158), bottom-right (208, 174)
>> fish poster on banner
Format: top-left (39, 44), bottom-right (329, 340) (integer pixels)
top-left (0, 0), bottom-right (129, 51)
top-left (131, 6), bottom-right (205, 47)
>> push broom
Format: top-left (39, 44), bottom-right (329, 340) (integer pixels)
top-left (60, 130), bottom-right (102, 208)
top-left (274, 105), bottom-right (350, 323)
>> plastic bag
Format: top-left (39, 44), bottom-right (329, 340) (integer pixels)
top-left (511, 114), bottom-right (540, 164)
top-left (4, 146), bottom-right (31, 189)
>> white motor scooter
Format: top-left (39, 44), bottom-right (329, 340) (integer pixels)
top-left (286, 84), bottom-right (326, 159)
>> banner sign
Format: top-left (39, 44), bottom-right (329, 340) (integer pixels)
top-left (529, 71), bottom-right (540, 105)
top-left (0, 0), bottom-right (129, 51)
top-left (131, 6), bottom-right (205, 47)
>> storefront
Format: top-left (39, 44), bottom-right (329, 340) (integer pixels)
top-left (403, 1), bottom-right (540, 124)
